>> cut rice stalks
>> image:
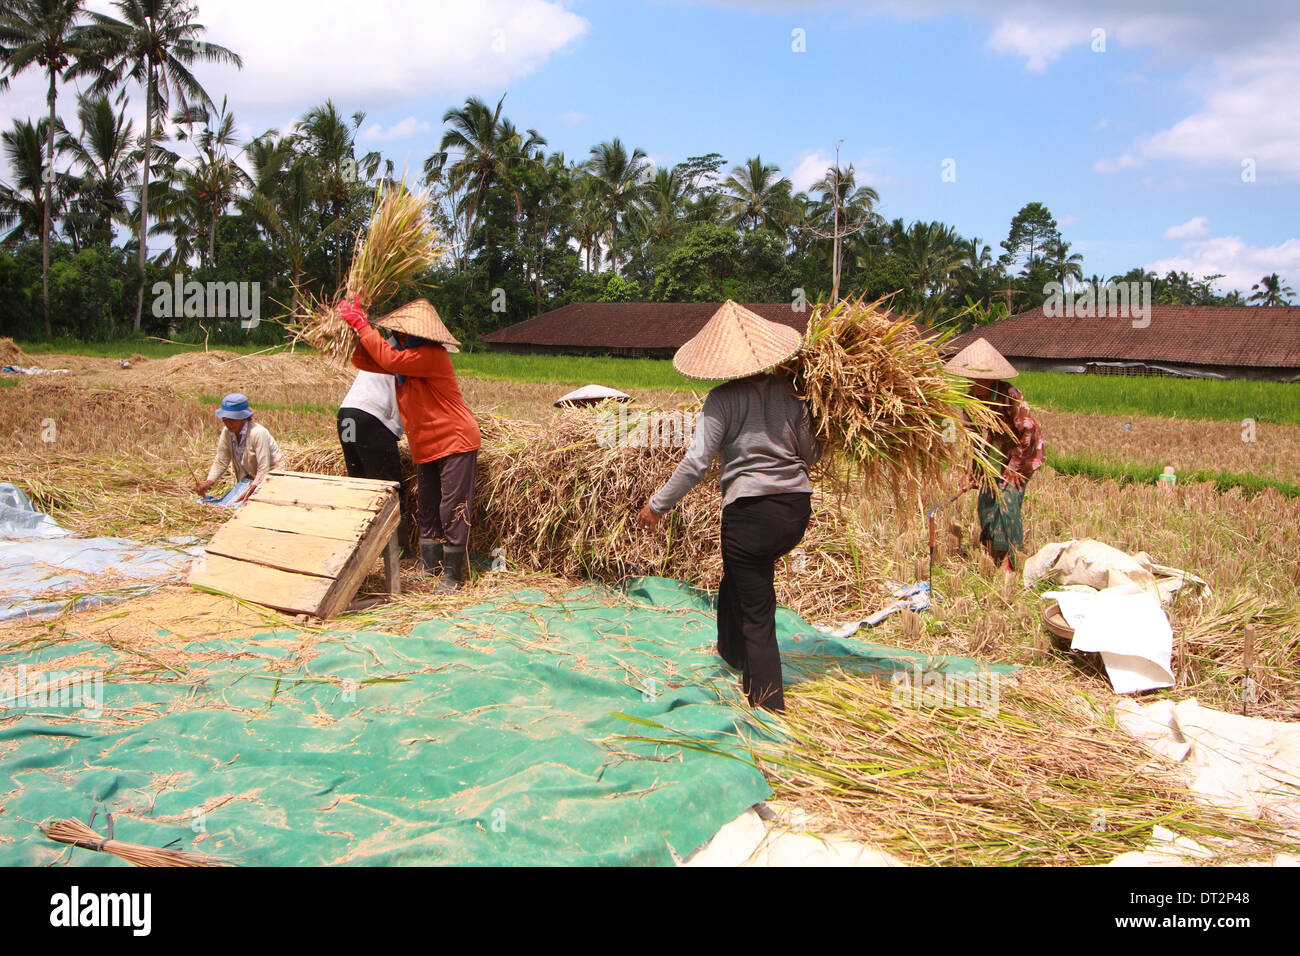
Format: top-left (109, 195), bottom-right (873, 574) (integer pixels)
top-left (290, 177), bottom-right (445, 366)
top-left (746, 668), bottom-right (1291, 866)
top-left (780, 296), bottom-right (1008, 494)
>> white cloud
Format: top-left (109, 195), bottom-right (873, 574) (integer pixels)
top-left (1059, 214), bottom-right (1079, 228)
top-left (1148, 234), bottom-right (1300, 295)
top-left (360, 117), bottom-right (434, 142)
top-left (187, 0), bottom-right (589, 115)
top-left (1163, 216), bottom-right (1210, 240)
top-left (559, 109), bottom-right (590, 125)
top-left (789, 149), bottom-right (886, 193)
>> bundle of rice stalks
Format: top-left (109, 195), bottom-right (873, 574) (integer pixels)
top-left (748, 669), bottom-right (1289, 866)
top-left (0, 336), bottom-right (32, 366)
top-left (291, 178), bottom-right (445, 366)
top-left (1175, 592), bottom-right (1300, 719)
top-left (40, 818), bottom-right (231, 867)
top-left (471, 409), bottom-right (880, 619)
top-left (780, 297), bottom-right (1006, 492)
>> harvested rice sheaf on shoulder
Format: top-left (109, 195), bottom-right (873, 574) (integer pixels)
top-left (290, 178), bottom-right (446, 367)
top-left (780, 297), bottom-right (1007, 492)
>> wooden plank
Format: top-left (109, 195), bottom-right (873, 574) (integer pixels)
top-left (316, 496), bottom-right (402, 619)
top-left (256, 473), bottom-right (386, 503)
top-left (204, 524), bottom-right (354, 578)
top-left (270, 470), bottom-right (400, 493)
top-left (188, 552), bottom-right (334, 615)
top-left (253, 477), bottom-right (388, 512)
top-left (235, 501), bottom-right (373, 541)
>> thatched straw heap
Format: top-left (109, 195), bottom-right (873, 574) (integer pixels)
top-left (290, 178), bottom-right (445, 367)
top-left (780, 296), bottom-right (1006, 491)
top-left (469, 411), bottom-right (875, 616)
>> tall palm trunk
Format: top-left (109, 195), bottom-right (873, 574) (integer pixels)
top-left (42, 69), bottom-right (56, 340)
top-left (134, 68), bottom-right (154, 333)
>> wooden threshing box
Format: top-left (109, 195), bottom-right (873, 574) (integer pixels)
top-left (189, 471), bottom-right (401, 618)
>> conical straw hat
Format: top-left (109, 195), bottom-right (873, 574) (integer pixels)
top-left (943, 337), bottom-right (1018, 379)
top-left (673, 301), bottom-right (802, 381)
top-left (373, 299), bottom-right (461, 353)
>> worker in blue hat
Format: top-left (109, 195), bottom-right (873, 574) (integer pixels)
top-left (194, 393), bottom-right (285, 503)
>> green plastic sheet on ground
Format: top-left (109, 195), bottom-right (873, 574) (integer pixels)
top-left (0, 577), bottom-right (1013, 866)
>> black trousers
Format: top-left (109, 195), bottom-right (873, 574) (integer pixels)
top-left (337, 408), bottom-right (412, 551)
top-left (717, 492), bottom-right (812, 712)
top-left (416, 450), bottom-right (478, 550)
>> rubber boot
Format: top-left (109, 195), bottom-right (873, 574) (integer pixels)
top-left (435, 546), bottom-right (467, 594)
top-left (419, 539), bottom-right (444, 576)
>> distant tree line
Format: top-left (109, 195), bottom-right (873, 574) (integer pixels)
top-left (1, 1), bottom-right (1293, 346)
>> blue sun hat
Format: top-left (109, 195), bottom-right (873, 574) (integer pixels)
top-left (216, 393), bottom-right (253, 420)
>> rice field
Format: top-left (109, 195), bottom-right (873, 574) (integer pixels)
top-left (3, 347), bottom-right (1297, 865)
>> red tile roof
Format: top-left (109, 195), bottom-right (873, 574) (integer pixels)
top-left (481, 302), bottom-right (812, 349)
top-left (947, 306), bottom-right (1300, 369)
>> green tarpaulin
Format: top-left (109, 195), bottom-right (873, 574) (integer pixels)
top-left (0, 577), bottom-right (1010, 866)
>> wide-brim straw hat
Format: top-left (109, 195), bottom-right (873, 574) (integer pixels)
top-left (943, 337), bottom-right (1018, 380)
top-left (373, 299), bottom-right (461, 353)
top-left (673, 300), bottom-right (802, 381)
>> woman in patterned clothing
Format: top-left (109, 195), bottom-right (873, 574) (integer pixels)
top-left (945, 338), bottom-right (1045, 572)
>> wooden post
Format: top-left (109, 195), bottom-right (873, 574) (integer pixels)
top-left (384, 529), bottom-right (401, 597)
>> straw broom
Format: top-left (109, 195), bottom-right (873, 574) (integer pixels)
top-left (40, 818), bottom-right (232, 867)
top-left (292, 178), bottom-right (445, 367)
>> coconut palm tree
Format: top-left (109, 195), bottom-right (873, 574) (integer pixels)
top-left (0, 117), bottom-right (62, 247)
top-left (585, 138), bottom-right (650, 273)
top-left (722, 155), bottom-right (791, 233)
top-left (74, 0), bottom-right (241, 332)
top-left (58, 91), bottom-right (135, 247)
top-left (1044, 236), bottom-right (1084, 287)
top-left (436, 94), bottom-right (544, 285)
top-left (640, 165), bottom-right (688, 246)
top-left (805, 164), bottom-right (880, 302)
top-left (1248, 273), bottom-right (1295, 307)
top-left (894, 220), bottom-right (963, 302)
top-left (0, 0), bottom-right (97, 337)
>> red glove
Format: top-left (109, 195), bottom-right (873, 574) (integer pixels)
top-left (339, 294), bottom-right (368, 332)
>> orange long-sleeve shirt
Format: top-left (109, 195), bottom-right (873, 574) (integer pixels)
top-left (350, 326), bottom-right (480, 464)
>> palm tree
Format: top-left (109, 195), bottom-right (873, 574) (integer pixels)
top-left (75, 0), bottom-right (241, 332)
top-left (806, 163), bottom-right (879, 302)
top-left (58, 91), bottom-right (135, 247)
top-left (436, 94), bottom-right (543, 286)
top-left (0, 117), bottom-right (59, 247)
top-left (294, 101), bottom-right (381, 286)
top-left (585, 138), bottom-right (650, 273)
top-left (0, 0), bottom-right (95, 338)
top-left (640, 166), bottom-right (688, 246)
top-left (1044, 236), bottom-right (1084, 287)
top-left (1248, 273), bottom-right (1295, 307)
top-left (894, 220), bottom-right (963, 301)
top-left (571, 174), bottom-right (606, 272)
top-left (722, 155), bottom-right (791, 233)
top-left (952, 236), bottom-right (994, 302)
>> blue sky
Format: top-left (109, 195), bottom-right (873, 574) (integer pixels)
top-left (3, 0), bottom-right (1297, 293)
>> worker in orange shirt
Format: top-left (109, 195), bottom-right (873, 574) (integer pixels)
top-left (340, 296), bottom-right (481, 592)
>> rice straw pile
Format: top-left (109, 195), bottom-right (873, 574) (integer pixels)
top-left (746, 669), bottom-right (1290, 866)
top-left (40, 818), bottom-right (232, 867)
top-left (291, 178), bottom-right (445, 366)
top-left (780, 297), bottom-right (1006, 491)
top-left (469, 410), bottom-right (879, 618)
top-left (0, 337), bottom-right (31, 366)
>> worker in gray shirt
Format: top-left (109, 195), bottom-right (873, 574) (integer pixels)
top-left (638, 302), bottom-right (820, 712)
